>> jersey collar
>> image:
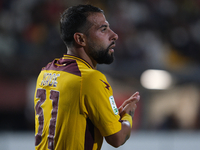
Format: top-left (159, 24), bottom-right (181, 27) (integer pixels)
top-left (62, 54), bottom-right (94, 69)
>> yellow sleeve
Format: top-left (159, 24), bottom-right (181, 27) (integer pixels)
top-left (81, 70), bottom-right (121, 137)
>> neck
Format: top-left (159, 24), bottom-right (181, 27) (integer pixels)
top-left (67, 47), bottom-right (97, 69)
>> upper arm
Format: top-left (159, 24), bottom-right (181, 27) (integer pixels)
top-left (82, 71), bottom-right (121, 136)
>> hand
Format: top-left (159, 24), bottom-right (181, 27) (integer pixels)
top-left (118, 92), bottom-right (140, 118)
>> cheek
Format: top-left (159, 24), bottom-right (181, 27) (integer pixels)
top-left (91, 31), bottom-right (108, 41)
top-left (88, 33), bottom-right (110, 48)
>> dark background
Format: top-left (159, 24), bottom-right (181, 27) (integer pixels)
top-left (0, 0), bottom-right (200, 132)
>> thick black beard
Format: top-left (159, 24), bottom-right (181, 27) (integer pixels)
top-left (89, 42), bottom-right (115, 64)
top-left (91, 47), bottom-right (114, 64)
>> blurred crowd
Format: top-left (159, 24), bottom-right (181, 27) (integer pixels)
top-left (0, 0), bottom-right (66, 78)
top-left (1, 0), bottom-right (200, 77)
top-left (0, 0), bottom-right (200, 131)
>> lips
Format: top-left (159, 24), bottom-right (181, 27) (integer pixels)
top-left (109, 42), bottom-right (116, 49)
top-left (109, 45), bottom-right (115, 49)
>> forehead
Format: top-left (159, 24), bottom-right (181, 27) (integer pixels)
top-left (87, 12), bottom-right (109, 29)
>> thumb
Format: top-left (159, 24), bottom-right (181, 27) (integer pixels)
top-left (118, 106), bottom-right (123, 114)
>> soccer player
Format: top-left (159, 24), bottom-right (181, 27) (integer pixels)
top-left (34, 4), bottom-right (140, 150)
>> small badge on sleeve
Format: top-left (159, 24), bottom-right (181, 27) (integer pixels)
top-left (109, 96), bottom-right (118, 115)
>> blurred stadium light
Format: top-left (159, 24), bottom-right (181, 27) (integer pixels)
top-left (140, 69), bottom-right (173, 90)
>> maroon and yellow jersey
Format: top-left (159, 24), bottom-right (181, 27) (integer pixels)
top-left (34, 54), bottom-right (121, 150)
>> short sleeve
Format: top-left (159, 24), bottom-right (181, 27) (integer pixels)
top-left (81, 70), bottom-right (121, 137)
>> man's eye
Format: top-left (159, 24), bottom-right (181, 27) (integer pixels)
top-left (102, 28), bottom-right (106, 32)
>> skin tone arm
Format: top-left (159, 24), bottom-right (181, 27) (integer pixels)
top-left (105, 92), bottom-right (140, 148)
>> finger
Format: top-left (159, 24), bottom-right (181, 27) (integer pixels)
top-left (118, 106), bottom-right (123, 114)
top-left (120, 94), bottom-right (140, 109)
top-left (128, 94), bottom-right (140, 103)
top-left (129, 92), bottom-right (140, 100)
top-left (129, 91), bottom-right (139, 98)
top-left (119, 92), bottom-right (140, 112)
top-left (133, 103), bottom-right (137, 110)
top-left (120, 100), bottom-right (130, 108)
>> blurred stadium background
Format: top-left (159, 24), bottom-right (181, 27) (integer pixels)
top-left (0, 0), bottom-right (200, 149)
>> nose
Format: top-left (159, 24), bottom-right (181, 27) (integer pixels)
top-left (110, 30), bottom-right (118, 41)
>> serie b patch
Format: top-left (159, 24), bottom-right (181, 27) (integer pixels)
top-left (109, 96), bottom-right (118, 115)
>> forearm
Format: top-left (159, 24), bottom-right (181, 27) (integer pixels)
top-left (119, 120), bottom-right (132, 144)
top-left (105, 117), bottom-right (132, 147)
top-left (120, 113), bottom-right (133, 144)
top-left (105, 92), bottom-right (139, 148)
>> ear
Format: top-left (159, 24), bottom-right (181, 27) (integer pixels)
top-left (73, 33), bottom-right (86, 47)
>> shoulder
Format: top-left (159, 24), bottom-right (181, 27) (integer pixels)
top-left (82, 69), bottom-right (112, 92)
top-left (82, 69), bottom-right (106, 82)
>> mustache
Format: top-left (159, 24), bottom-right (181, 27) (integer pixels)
top-left (108, 42), bottom-right (116, 49)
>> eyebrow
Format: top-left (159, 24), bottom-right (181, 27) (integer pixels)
top-left (99, 24), bottom-right (108, 29)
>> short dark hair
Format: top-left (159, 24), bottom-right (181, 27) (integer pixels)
top-left (60, 4), bottom-right (103, 47)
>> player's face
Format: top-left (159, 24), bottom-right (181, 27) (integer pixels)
top-left (85, 12), bottom-right (118, 64)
